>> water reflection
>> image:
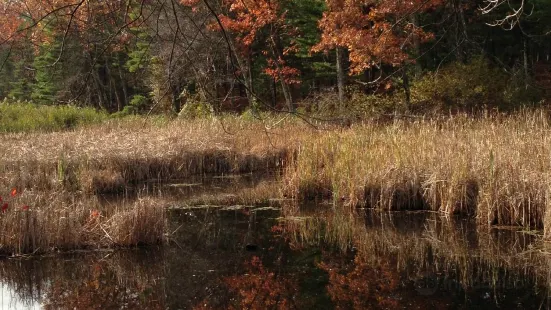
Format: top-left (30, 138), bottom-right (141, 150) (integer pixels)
top-left (287, 209), bottom-right (551, 309)
top-left (0, 282), bottom-right (40, 309)
top-left (0, 203), bottom-right (551, 309)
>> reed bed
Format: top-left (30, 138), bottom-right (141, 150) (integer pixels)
top-left (0, 115), bottom-right (303, 255)
top-left (6, 110), bottom-right (551, 253)
top-left (284, 111), bottom-right (551, 230)
top-left (0, 191), bottom-right (167, 255)
top-left (0, 116), bottom-right (307, 193)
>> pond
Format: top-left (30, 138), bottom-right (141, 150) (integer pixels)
top-left (0, 178), bottom-right (550, 309)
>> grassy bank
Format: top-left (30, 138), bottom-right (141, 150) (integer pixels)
top-left (284, 111), bottom-right (551, 232)
top-left (0, 114), bottom-right (306, 255)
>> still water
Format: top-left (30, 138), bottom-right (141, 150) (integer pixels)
top-left (0, 184), bottom-right (550, 309)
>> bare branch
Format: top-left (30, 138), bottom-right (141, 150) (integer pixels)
top-left (480, 0), bottom-right (528, 30)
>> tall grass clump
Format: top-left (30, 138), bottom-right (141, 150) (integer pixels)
top-left (0, 99), bottom-right (107, 133)
top-left (0, 191), bottom-right (166, 255)
top-left (285, 110), bottom-right (551, 231)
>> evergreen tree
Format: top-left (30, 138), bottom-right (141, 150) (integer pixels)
top-left (31, 37), bottom-right (63, 105)
top-left (0, 48), bottom-right (15, 99)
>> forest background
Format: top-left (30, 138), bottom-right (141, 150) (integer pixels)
top-left (0, 0), bottom-right (548, 119)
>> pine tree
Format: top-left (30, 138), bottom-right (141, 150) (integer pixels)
top-left (31, 37), bottom-right (63, 105)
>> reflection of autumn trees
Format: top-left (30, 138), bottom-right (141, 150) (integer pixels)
top-left (224, 256), bottom-right (299, 310)
top-left (43, 260), bottom-right (164, 310)
top-left (0, 251), bottom-right (166, 310)
top-left (319, 255), bottom-right (400, 309)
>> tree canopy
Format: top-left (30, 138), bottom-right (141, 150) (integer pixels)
top-left (0, 0), bottom-right (548, 113)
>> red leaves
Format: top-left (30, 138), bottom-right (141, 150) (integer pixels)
top-left (0, 0), bottom-right (130, 50)
top-left (180, 0), bottom-right (200, 6)
top-left (319, 255), bottom-right (400, 309)
top-left (218, 0), bottom-right (282, 48)
top-left (90, 210), bottom-right (101, 221)
top-left (0, 188), bottom-right (30, 213)
top-left (224, 256), bottom-right (298, 309)
top-left (218, 0), bottom-right (302, 85)
top-left (264, 58), bottom-right (301, 84)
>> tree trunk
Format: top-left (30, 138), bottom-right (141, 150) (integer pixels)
top-left (454, 0), bottom-right (469, 63)
top-left (524, 37), bottom-right (529, 89)
top-left (117, 56), bottom-right (128, 109)
top-left (272, 77), bottom-right (277, 107)
top-left (171, 82), bottom-right (181, 113)
top-left (104, 57), bottom-right (113, 110)
top-left (402, 68), bottom-right (411, 110)
top-left (280, 80), bottom-right (293, 112)
top-left (226, 38), bottom-right (254, 105)
top-left (269, 36), bottom-right (293, 112)
top-left (336, 46), bottom-right (346, 103)
top-left (91, 68), bottom-right (106, 110)
top-left (410, 14), bottom-right (422, 76)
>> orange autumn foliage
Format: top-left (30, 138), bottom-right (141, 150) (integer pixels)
top-left (213, 0), bottom-right (301, 84)
top-left (224, 256), bottom-right (298, 309)
top-left (0, 0), bottom-right (135, 48)
top-left (313, 0), bottom-right (443, 74)
top-left (319, 255), bottom-right (401, 309)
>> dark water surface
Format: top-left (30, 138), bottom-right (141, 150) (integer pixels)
top-left (1, 190), bottom-right (551, 309)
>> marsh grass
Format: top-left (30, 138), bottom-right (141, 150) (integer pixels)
top-left (284, 111), bottom-right (551, 231)
top-left (0, 116), bottom-right (306, 193)
top-left (0, 191), bottom-right (166, 255)
top-left (0, 114), bottom-right (306, 254)
top-left (8, 108), bottom-right (551, 253)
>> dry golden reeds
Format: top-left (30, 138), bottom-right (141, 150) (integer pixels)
top-left (7, 110), bottom-right (551, 253)
top-left (0, 115), bottom-right (307, 255)
top-left (0, 116), bottom-right (307, 193)
top-left (0, 191), bottom-right (167, 255)
top-left (284, 110), bottom-right (551, 232)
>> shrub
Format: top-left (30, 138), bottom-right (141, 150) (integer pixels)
top-left (177, 96), bottom-right (214, 119)
top-left (112, 94), bottom-right (150, 117)
top-left (0, 99), bottom-right (107, 133)
top-left (410, 57), bottom-right (540, 111)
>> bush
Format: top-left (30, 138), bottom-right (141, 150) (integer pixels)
top-left (410, 57), bottom-right (541, 111)
top-left (111, 94), bottom-right (150, 117)
top-left (177, 96), bottom-right (214, 119)
top-left (0, 99), bottom-right (107, 133)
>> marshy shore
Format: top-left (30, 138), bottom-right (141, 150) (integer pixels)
top-left (285, 111), bottom-right (551, 234)
top-left (4, 110), bottom-right (551, 254)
